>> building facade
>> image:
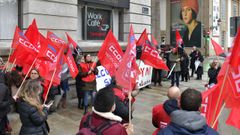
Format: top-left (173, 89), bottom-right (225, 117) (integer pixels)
top-left (152, 0), bottom-right (240, 56)
top-left (0, 0), bottom-right (151, 56)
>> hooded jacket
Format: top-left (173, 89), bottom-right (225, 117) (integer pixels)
top-left (158, 110), bottom-right (219, 135)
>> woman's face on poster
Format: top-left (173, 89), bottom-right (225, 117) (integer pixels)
top-left (181, 7), bottom-right (193, 24)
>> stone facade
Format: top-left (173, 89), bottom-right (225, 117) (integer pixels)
top-left (0, 0), bottom-right (152, 56)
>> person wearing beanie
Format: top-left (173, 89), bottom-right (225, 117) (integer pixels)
top-left (152, 86), bottom-right (180, 135)
top-left (78, 86), bottom-right (133, 135)
top-left (180, 0), bottom-right (201, 48)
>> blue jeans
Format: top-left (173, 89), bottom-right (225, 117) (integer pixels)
top-left (83, 90), bottom-right (95, 107)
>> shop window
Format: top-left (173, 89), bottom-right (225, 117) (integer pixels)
top-left (0, 0), bottom-right (18, 41)
top-left (82, 6), bottom-right (111, 40)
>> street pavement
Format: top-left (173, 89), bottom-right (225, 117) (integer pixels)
top-left (8, 56), bottom-right (240, 135)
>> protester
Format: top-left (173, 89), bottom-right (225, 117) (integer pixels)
top-left (195, 50), bottom-right (204, 80)
top-left (29, 68), bottom-right (41, 80)
top-left (180, 51), bottom-right (190, 82)
top-left (208, 59), bottom-right (221, 87)
top-left (190, 47), bottom-right (204, 80)
top-left (153, 48), bottom-right (163, 86)
top-left (169, 48), bottom-right (181, 87)
top-left (77, 85), bottom-right (133, 135)
top-left (0, 72), bottom-right (14, 135)
top-left (158, 88), bottom-right (219, 135)
top-left (75, 55), bottom-right (84, 109)
top-left (79, 54), bottom-right (98, 114)
top-left (16, 79), bottom-right (52, 135)
top-left (60, 63), bottom-right (70, 108)
top-left (152, 86), bottom-right (180, 135)
top-left (189, 46), bottom-right (197, 77)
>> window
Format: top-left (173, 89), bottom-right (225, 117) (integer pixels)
top-left (83, 6), bottom-right (111, 40)
top-left (0, 0), bottom-right (18, 41)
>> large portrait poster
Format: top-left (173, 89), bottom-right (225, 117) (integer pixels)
top-left (171, 0), bottom-right (202, 48)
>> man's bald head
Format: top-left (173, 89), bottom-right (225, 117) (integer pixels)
top-left (167, 86), bottom-right (181, 99)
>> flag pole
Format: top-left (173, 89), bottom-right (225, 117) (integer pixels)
top-left (43, 68), bottom-right (57, 104)
top-left (167, 63), bottom-right (176, 78)
top-left (212, 102), bottom-right (226, 128)
top-left (128, 91), bottom-right (132, 124)
top-left (8, 58), bottom-right (16, 72)
top-left (211, 65), bottom-right (230, 126)
top-left (13, 58), bottom-right (38, 100)
top-left (2, 48), bottom-right (13, 72)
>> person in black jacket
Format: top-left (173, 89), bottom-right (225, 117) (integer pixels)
top-left (17, 79), bottom-right (52, 135)
top-left (208, 60), bottom-right (221, 87)
top-left (0, 72), bottom-right (14, 135)
top-left (180, 51), bottom-right (190, 82)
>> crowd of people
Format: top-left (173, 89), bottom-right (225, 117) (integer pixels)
top-left (0, 44), bottom-right (222, 135)
top-left (0, 1), bottom-right (222, 134)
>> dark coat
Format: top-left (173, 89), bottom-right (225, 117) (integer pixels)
top-left (208, 66), bottom-right (221, 85)
top-left (0, 73), bottom-right (12, 134)
top-left (113, 96), bottom-right (129, 123)
top-left (79, 112), bottom-right (127, 135)
top-left (180, 55), bottom-right (189, 75)
top-left (196, 55), bottom-right (204, 75)
top-left (190, 51), bottom-right (204, 74)
top-left (17, 99), bottom-right (49, 135)
top-left (183, 22), bottom-right (201, 48)
top-left (0, 73), bottom-right (11, 119)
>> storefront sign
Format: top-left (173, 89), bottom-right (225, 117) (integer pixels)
top-left (87, 7), bottom-right (110, 40)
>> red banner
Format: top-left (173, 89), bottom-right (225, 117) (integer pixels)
top-left (98, 30), bottom-right (124, 76)
top-left (64, 48), bottom-right (79, 78)
top-left (211, 39), bottom-right (224, 56)
top-left (115, 25), bottom-right (139, 91)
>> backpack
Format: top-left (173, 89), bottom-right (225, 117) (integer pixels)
top-left (76, 114), bottom-right (118, 135)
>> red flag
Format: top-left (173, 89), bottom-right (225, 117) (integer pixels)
top-left (137, 29), bottom-right (169, 70)
top-left (175, 30), bottom-right (183, 48)
top-left (64, 47), bottom-right (79, 78)
top-left (9, 30), bottom-right (38, 66)
top-left (226, 108), bottom-right (240, 129)
top-left (136, 29), bottom-right (147, 46)
top-left (47, 31), bottom-right (66, 46)
top-left (211, 39), bottom-right (224, 56)
top-left (201, 84), bottom-right (221, 129)
top-left (151, 34), bottom-right (158, 47)
top-left (229, 28), bottom-right (240, 67)
top-left (11, 26), bottom-right (21, 49)
top-left (25, 19), bottom-right (41, 51)
top-left (212, 54), bottom-right (240, 129)
top-left (141, 40), bottom-right (169, 71)
top-left (98, 30), bottom-right (124, 76)
top-left (36, 37), bottom-right (64, 85)
top-left (115, 25), bottom-right (139, 91)
top-left (66, 32), bottom-right (78, 49)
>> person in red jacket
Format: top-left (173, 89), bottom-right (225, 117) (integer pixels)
top-left (78, 85), bottom-right (133, 135)
top-left (152, 86), bottom-right (181, 135)
top-left (78, 54), bottom-right (98, 114)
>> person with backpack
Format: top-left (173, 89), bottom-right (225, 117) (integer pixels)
top-left (77, 85), bottom-right (133, 135)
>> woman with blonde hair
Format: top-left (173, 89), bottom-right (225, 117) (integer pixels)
top-left (16, 79), bottom-right (52, 135)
